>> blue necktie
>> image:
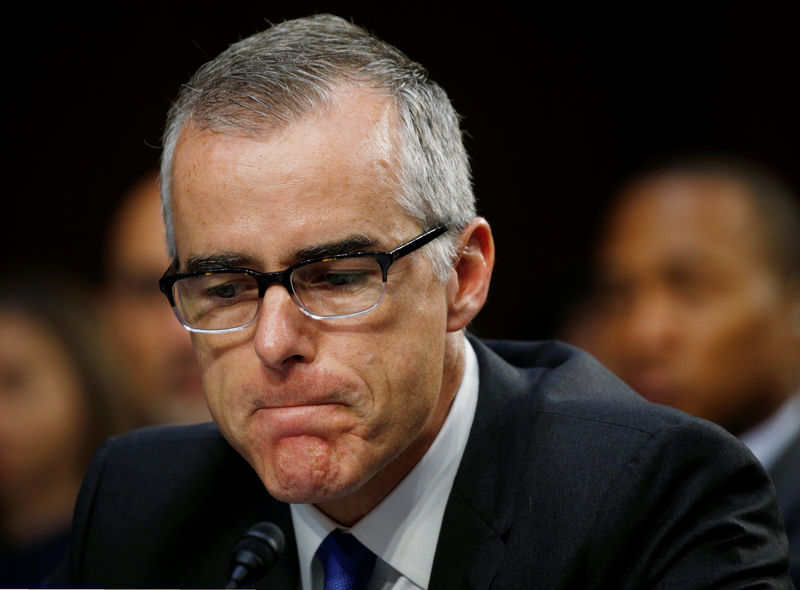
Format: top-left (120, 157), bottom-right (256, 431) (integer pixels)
top-left (316, 530), bottom-right (377, 590)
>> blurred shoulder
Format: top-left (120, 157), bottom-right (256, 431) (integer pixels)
top-left (105, 421), bottom-right (224, 446)
top-left (91, 421), bottom-right (240, 477)
top-left (470, 335), bottom-right (743, 446)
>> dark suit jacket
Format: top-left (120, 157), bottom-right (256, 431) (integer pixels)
top-left (49, 338), bottom-right (793, 588)
top-left (770, 428), bottom-right (800, 587)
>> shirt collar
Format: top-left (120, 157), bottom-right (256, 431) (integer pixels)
top-left (291, 337), bottom-right (479, 589)
top-left (739, 393), bottom-right (800, 470)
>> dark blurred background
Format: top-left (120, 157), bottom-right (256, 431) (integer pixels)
top-left (5, 1), bottom-right (799, 340)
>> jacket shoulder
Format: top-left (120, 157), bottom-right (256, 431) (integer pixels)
top-left (453, 337), bottom-right (791, 588)
top-left (95, 422), bottom-right (235, 471)
top-left (57, 423), bottom-right (295, 588)
top-left (473, 336), bottom-right (690, 431)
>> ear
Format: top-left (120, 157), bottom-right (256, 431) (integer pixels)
top-left (446, 217), bottom-right (495, 332)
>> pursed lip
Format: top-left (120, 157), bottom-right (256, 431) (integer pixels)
top-left (254, 400), bottom-right (343, 411)
top-left (244, 375), bottom-right (363, 433)
top-left (247, 374), bottom-right (356, 412)
top-left (252, 402), bottom-right (351, 437)
top-left (251, 390), bottom-right (350, 411)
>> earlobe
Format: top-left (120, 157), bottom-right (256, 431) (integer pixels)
top-left (446, 218), bottom-right (495, 332)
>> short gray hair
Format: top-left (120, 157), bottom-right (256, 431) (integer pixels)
top-left (160, 14), bottom-right (476, 279)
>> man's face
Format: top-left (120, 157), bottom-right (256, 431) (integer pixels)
top-left (103, 175), bottom-right (206, 424)
top-left (170, 88), bottom-right (461, 520)
top-left (593, 174), bottom-right (797, 434)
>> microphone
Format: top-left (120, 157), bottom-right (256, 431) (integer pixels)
top-left (225, 521), bottom-right (286, 589)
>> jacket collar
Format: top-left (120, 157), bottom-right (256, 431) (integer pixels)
top-left (429, 336), bottom-right (534, 589)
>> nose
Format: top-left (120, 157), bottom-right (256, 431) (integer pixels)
top-left (619, 289), bottom-right (680, 365)
top-left (252, 284), bottom-right (316, 371)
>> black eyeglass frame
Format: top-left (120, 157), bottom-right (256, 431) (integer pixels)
top-left (159, 225), bottom-right (449, 332)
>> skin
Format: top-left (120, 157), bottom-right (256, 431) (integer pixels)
top-left (103, 172), bottom-right (207, 425)
top-left (591, 173), bottom-right (800, 435)
top-left (169, 86), bottom-right (494, 525)
top-left (0, 311), bottom-right (89, 543)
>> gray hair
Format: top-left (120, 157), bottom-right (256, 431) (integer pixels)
top-left (160, 14), bottom-right (476, 279)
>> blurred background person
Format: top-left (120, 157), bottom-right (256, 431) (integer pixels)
top-left (568, 154), bottom-right (800, 585)
top-left (0, 272), bottom-right (131, 587)
top-left (101, 170), bottom-right (208, 425)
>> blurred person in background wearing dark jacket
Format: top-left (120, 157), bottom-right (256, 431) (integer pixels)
top-left (0, 272), bottom-right (131, 587)
top-left (573, 155), bottom-right (800, 585)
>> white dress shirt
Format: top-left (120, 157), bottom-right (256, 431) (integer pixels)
top-left (290, 338), bottom-right (479, 590)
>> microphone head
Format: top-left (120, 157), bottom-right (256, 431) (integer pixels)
top-left (245, 522), bottom-right (285, 558)
top-left (227, 522), bottom-right (285, 588)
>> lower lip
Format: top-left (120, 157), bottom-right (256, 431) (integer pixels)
top-left (254, 404), bottom-right (346, 436)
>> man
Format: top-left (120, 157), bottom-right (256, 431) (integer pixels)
top-left (583, 156), bottom-right (800, 585)
top-left (50, 16), bottom-right (792, 588)
top-left (101, 170), bottom-right (208, 425)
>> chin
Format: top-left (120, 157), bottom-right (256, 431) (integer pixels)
top-left (252, 435), bottom-right (361, 502)
top-left (263, 469), bottom-right (362, 505)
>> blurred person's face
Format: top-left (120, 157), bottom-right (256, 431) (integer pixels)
top-left (103, 175), bottom-right (207, 424)
top-left (168, 88), bottom-right (486, 524)
top-left (593, 174), bottom-right (799, 434)
top-left (0, 310), bottom-right (88, 504)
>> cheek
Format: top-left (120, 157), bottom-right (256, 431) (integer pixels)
top-left (377, 331), bottom-right (446, 425)
top-left (686, 298), bottom-right (783, 391)
top-left (192, 338), bottom-right (252, 421)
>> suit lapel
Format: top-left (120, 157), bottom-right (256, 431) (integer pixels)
top-left (430, 489), bottom-right (509, 589)
top-left (429, 337), bottom-right (529, 589)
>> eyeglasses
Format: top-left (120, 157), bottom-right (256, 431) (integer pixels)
top-left (159, 225), bottom-right (448, 334)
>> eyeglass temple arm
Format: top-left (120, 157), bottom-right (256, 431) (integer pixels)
top-left (389, 225), bottom-right (448, 261)
top-left (158, 259), bottom-right (181, 301)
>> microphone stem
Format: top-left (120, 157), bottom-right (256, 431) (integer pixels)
top-left (226, 564), bottom-right (248, 589)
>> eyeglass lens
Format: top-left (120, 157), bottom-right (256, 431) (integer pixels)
top-left (172, 256), bottom-right (387, 331)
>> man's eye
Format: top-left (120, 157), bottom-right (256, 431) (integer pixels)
top-left (208, 283), bottom-right (237, 298)
top-left (664, 267), bottom-right (716, 305)
top-left (202, 278), bottom-right (257, 303)
top-left (320, 272), bottom-right (369, 287)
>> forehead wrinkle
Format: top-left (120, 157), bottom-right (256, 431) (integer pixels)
top-left (173, 90), bottom-right (410, 276)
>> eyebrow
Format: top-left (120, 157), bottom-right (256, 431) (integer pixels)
top-left (184, 254), bottom-right (259, 273)
top-left (295, 234), bottom-right (379, 260)
top-left (183, 234), bottom-right (382, 273)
